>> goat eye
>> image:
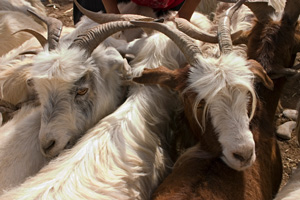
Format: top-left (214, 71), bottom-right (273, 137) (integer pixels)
top-left (76, 88), bottom-right (88, 96)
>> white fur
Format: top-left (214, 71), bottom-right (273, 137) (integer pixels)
top-left (187, 52), bottom-right (256, 171)
top-left (0, 106), bottom-right (47, 194)
top-left (34, 44), bottom-right (126, 158)
top-left (0, 27), bottom-right (183, 200)
top-left (195, 0), bottom-right (218, 16)
top-left (274, 166), bottom-right (300, 200)
top-left (0, 42), bottom-right (127, 193)
top-left (268, 0), bottom-right (286, 13)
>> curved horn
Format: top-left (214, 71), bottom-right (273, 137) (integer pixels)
top-left (130, 20), bottom-right (202, 67)
top-left (12, 28), bottom-right (47, 47)
top-left (69, 21), bottom-right (138, 56)
top-left (217, 0), bottom-right (275, 22)
top-left (218, 0), bottom-right (246, 54)
top-left (74, 0), bottom-right (154, 23)
top-left (27, 9), bottom-right (62, 51)
top-left (175, 18), bottom-right (244, 43)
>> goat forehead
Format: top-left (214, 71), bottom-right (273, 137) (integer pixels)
top-left (35, 79), bottom-right (74, 99)
top-left (32, 48), bottom-right (90, 82)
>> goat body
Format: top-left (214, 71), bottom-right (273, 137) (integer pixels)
top-left (0, 28), bottom-right (185, 200)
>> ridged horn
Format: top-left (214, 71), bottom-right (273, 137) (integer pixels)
top-left (130, 20), bottom-right (202, 67)
top-left (27, 9), bottom-right (62, 51)
top-left (74, 0), bottom-right (154, 23)
top-left (12, 29), bottom-right (47, 47)
top-left (69, 21), bottom-right (138, 56)
top-left (218, 0), bottom-right (246, 54)
top-left (175, 18), bottom-right (243, 44)
top-left (217, 0), bottom-right (274, 22)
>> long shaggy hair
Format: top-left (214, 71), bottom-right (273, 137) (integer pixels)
top-left (0, 29), bottom-right (183, 200)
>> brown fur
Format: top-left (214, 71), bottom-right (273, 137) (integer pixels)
top-left (150, 5), bottom-right (300, 200)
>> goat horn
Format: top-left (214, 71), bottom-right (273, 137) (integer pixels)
top-left (69, 21), bottom-right (138, 56)
top-left (27, 9), bottom-right (63, 51)
top-left (12, 29), bottom-right (47, 48)
top-left (218, 0), bottom-right (246, 54)
top-left (218, 0), bottom-right (275, 22)
top-left (130, 20), bottom-right (202, 67)
top-left (74, 0), bottom-right (154, 23)
top-left (175, 18), bottom-right (243, 44)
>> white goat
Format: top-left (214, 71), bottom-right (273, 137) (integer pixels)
top-left (0, 18), bottom-right (131, 193)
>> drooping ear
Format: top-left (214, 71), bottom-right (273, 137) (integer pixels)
top-left (132, 66), bottom-right (179, 90)
top-left (247, 59), bottom-right (274, 90)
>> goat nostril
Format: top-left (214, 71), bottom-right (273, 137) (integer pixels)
top-left (233, 153), bottom-right (245, 162)
top-left (43, 140), bottom-right (55, 153)
top-left (65, 141), bottom-right (72, 149)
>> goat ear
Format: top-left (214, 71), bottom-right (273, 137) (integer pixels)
top-left (132, 66), bottom-right (178, 90)
top-left (247, 59), bottom-right (274, 90)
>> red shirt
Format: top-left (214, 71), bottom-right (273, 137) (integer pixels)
top-left (131, 0), bottom-right (184, 10)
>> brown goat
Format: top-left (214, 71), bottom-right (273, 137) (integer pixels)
top-left (132, 0), bottom-right (300, 199)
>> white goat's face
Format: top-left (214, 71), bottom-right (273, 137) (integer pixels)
top-left (36, 75), bottom-right (97, 158)
top-left (32, 47), bottom-right (125, 158)
top-left (209, 87), bottom-right (256, 171)
top-left (189, 53), bottom-right (256, 171)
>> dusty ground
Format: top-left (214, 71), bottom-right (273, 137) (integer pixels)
top-left (43, 0), bottom-right (300, 189)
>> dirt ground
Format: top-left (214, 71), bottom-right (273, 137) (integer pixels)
top-left (42, 0), bottom-right (300, 189)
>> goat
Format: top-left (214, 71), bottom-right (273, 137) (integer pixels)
top-left (130, 0), bottom-right (264, 171)
top-left (0, 3), bottom-right (268, 200)
top-left (132, 0), bottom-right (300, 199)
top-left (0, 12), bottom-right (132, 193)
top-left (0, 8), bottom-right (75, 124)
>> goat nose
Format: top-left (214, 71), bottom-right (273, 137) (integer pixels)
top-left (42, 139), bottom-right (56, 154)
top-left (233, 150), bottom-right (253, 163)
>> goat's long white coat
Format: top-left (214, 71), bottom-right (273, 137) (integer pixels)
top-left (0, 106), bottom-right (46, 192)
top-left (0, 42), bottom-right (128, 194)
top-left (0, 28), bottom-right (185, 200)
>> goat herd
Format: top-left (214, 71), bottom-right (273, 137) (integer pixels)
top-left (0, 0), bottom-right (300, 199)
